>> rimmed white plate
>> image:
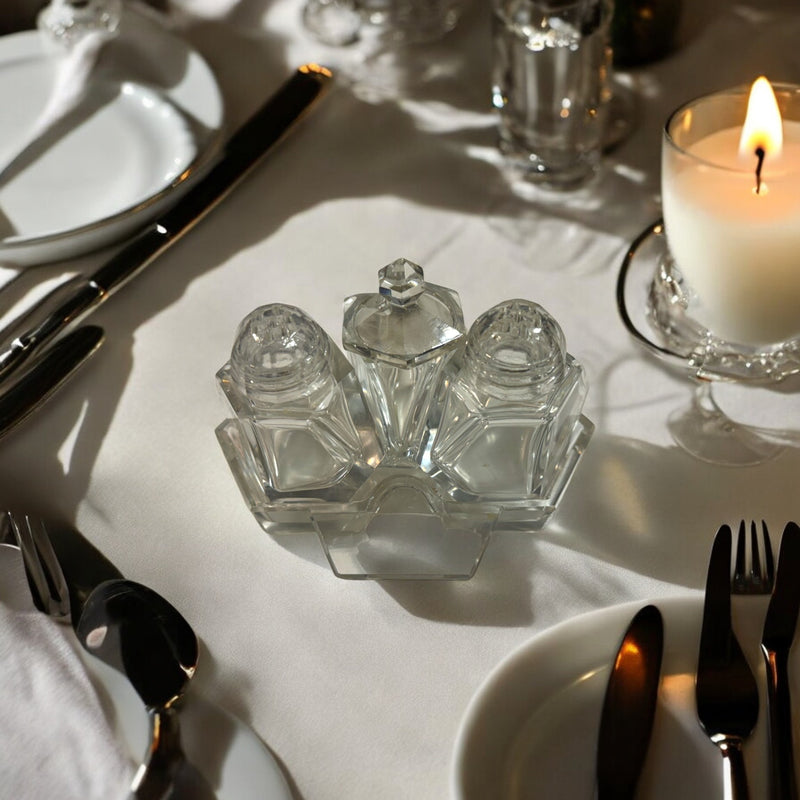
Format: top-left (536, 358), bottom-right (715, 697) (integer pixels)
top-left (0, 544), bottom-right (290, 800)
top-left (0, 7), bottom-right (224, 266)
top-left (451, 595), bottom-right (779, 799)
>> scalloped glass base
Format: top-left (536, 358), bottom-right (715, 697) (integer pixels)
top-left (617, 221), bottom-right (795, 466)
top-left (619, 221), bottom-right (800, 383)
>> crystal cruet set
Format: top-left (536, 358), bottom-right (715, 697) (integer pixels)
top-left (216, 259), bottom-right (593, 579)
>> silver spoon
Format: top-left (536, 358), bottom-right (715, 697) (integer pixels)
top-left (75, 578), bottom-right (209, 800)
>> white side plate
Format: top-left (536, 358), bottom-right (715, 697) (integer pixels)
top-left (0, 7), bottom-right (224, 265)
top-left (452, 594), bottom-right (777, 799)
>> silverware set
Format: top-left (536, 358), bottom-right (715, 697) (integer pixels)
top-left (0, 63), bottom-right (333, 440)
top-left (2, 511), bottom-right (205, 800)
top-left (597, 520), bottom-right (800, 799)
top-left (699, 520), bottom-right (800, 800)
top-left (8, 510), bottom-right (800, 799)
top-left (695, 522), bottom-right (770, 800)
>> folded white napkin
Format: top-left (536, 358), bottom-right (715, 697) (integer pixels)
top-left (0, 547), bottom-right (133, 799)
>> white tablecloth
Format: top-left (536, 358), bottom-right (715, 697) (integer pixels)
top-left (1, 0), bottom-right (799, 797)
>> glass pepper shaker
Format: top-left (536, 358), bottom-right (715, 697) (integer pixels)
top-left (342, 258), bottom-right (465, 461)
top-left (218, 303), bottom-right (363, 493)
top-left (431, 299), bottom-right (588, 498)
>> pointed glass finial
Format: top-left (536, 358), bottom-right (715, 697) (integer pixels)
top-left (379, 258), bottom-right (425, 305)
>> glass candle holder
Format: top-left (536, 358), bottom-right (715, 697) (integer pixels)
top-left (661, 82), bottom-right (800, 346)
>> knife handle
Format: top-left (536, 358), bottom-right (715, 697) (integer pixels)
top-left (763, 646), bottom-right (798, 800)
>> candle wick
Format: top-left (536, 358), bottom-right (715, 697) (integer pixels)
top-left (755, 146), bottom-right (765, 194)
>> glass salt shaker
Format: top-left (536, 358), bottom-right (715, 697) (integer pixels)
top-left (431, 299), bottom-right (587, 498)
top-left (342, 258), bottom-right (465, 461)
top-left (218, 303), bottom-right (363, 493)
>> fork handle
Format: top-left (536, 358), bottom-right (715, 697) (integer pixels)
top-left (718, 740), bottom-right (750, 800)
top-left (763, 647), bottom-right (798, 800)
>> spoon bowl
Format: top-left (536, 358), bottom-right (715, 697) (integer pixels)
top-left (76, 578), bottom-right (204, 799)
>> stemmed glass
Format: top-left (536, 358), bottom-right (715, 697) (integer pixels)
top-left (616, 220), bottom-right (799, 466)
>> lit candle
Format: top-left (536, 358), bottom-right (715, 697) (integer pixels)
top-left (662, 78), bottom-right (800, 345)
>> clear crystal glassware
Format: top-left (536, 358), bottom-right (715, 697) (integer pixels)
top-left (218, 304), bottom-right (364, 493)
top-left (302, 0), bottom-right (362, 46)
top-left (342, 258), bottom-right (465, 461)
top-left (358, 0), bottom-right (463, 43)
top-left (492, 0), bottom-right (613, 189)
top-left (215, 269), bottom-right (594, 578)
top-left (37, 0), bottom-right (123, 48)
top-left (432, 299), bottom-right (588, 499)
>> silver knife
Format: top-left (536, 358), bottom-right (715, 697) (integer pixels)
top-left (0, 325), bottom-right (104, 439)
top-left (0, 63), bottom-right (333, 383)
top-left (761, 521), bottom-right (800, 800)
top-left (595, 603), bottom-right (664, 799)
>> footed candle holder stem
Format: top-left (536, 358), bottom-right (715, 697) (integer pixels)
top-left (668, 380), bottom-right (781, 466)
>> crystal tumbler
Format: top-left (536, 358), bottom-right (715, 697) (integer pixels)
top-left (492, 0), bottom-right (613, 189)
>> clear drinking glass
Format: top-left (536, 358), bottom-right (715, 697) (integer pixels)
top-left (358, 0), bottom-right (463, 43)
top-left (491, 0), bottom-right (613, 189)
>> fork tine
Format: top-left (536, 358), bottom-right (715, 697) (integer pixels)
top-left (7, 511), bottom-right (70, 620)
top-left (733, 519), bottom-right (747, 592)
top-left (28, 516), bottom-right (69, 618)
top-left (761, 519), bottom-right (775, 591)
top-left (750, 520), bottom-right (762, 586)
top-left (8, 511), bottom-right (48, 614)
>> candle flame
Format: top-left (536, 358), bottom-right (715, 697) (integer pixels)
top-left (739, 76), bottom-right (783, 159)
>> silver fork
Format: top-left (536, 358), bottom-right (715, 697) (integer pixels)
top-left (732, 519), bottom-right (775, 596)
top-left (3, 511), bottom-right (70, 621)
top-left (696, 521), bottom-right (774, 800)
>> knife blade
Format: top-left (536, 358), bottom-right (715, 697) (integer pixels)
top-left (596, 603), bottom-right (664, 800)
top-left (0, 325), bottom-right (104, 440)
top-left (761, 521), bottom-right (800, 800)
top-left (0, 63), bottom-right (333, 383)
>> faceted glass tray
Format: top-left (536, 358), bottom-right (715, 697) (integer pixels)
top-left (216, 413), bottom-right (594, 580)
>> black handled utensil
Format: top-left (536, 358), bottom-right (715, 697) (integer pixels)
top-left (595, 603), bottom-right (664, 800)
top-left (0, 63), bottom-right (333, 385)
top-left (696, 525), bottom-right (759, 800)
top-left (761, 521), bottom-right (800, 800)
top-left (0, 325), bottom-right (103, 440)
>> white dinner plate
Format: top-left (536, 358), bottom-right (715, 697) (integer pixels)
top-left (0, 7), bottom-right (224, 265)
top-left (451, 594), bottom-right (781, 799)
top-left (0, 544), bottom-right (290, 800)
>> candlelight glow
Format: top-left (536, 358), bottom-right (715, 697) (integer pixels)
top-left (739, 76), bottom-right (784, 159)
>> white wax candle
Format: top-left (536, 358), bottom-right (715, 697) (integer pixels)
top-left (662, 121), bottom-right (800, 345)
